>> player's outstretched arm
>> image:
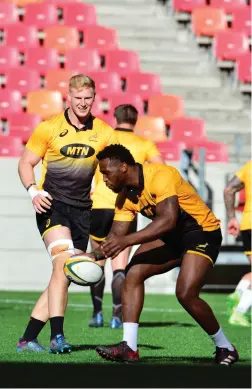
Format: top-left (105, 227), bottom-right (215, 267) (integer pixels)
top-left (224, 175), bottom-right (244, 237)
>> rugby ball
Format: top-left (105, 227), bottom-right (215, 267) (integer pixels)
top-left (64, 255), bottom-right (103, 286)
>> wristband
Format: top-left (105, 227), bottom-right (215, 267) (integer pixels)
top-left (90, 250), bottom-right (105, 261)
top-left (28, 186), bottom-right (49, 201)
top-left (26, 183), bottom-right (37, 191)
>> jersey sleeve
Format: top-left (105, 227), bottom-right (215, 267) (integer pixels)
top-left (114, 194), bottom-right (136, 222)
top-left (150, 168), bottom-right (181, 203)
top-left (235, 161), bottom-right (251, 183)
top-left (25, 121), bottom-right (51, 158)
top-left (144, 140), bottom-right (161, 161)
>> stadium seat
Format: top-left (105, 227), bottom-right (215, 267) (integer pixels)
top-left (24, 47), bottom-right (59, 74)
top-left (0, 47), bottom-right (20, 72)
top-left (172, 0), bottom-right (206, 21)
top-left (0, 136), bottom-right (23, 157)
top-left (6, 113), bottom-right (41, 143)
top-left (193, 140), bottom-right (229, 162)
top-left (236, 52), bottom-right (251, 83)
top-left (210, 0), bottom-right (247, 15)
top-left (4, 68), bottom-right (41, 95)
top-left (23, 3), bottom-right (58, 28)
top-left (95, 112), bottom-right (115, 127)
top-left (134, 116), bottom-right (167, 141)
top-left (82, 25), bottom-right (118, 52)
top-left (107, 94), bottom-right (144, 116)
top-left (43, 0), bottom-right (83, 3)
top-left (5, 0), bottom-right (44, 5)
top-left (155, 140), bottom-right (187, 161)
top-left (87, 71), bottom-right (122, 98)
top-left (45, 69), bottom-right (77, 98)
top-left (126, 72), bottom-right (162, 100)
top-left (170, 117), bottom-right (206, 147)
top-left (148, 95), bottom-right (184, 125)
top-left (0, 2), bottom-right (18, 25)
top-left (44, 26), bottom-right (79, 54)
top-left (213, 30), bottom-right (249, 66)
top-left (60, 3), bottom-right (97, 27)
top-left (3, 25), bottom-right (38, 50)
top-left (64, 48), bottom-right (100, 71)
top-left (104, 49), bottom-right (140, 77)
top-left (232, 7), bottom-right (251, 37)
top-left (0, 90), bottom-right (22, 116)
top-left (192, 8), bottom-right (226, 43)
top-left (27, 90), bottom-right (63, 119)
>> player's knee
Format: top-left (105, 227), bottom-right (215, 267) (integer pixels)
top-left (125, 262), bottom-right (145, 284)
top-left (47, 239), bottom-right (75, 261)
top-left (176, 284), bottom-right (196, 305)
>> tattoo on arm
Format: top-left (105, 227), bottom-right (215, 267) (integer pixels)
top-left (224, 175), bottom-right (244, 219)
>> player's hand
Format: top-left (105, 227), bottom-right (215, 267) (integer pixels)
top-left (100, 236), bottom-right (128, 259)
top-left (32, 191), bottom-right (53, 214)
top-left (227, 217), bottom-right (240, 237)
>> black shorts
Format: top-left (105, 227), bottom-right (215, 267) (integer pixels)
top-left (241, 229), bottom-right (252, 254)
top-left (36, 199), bottom-right (90, 251)
top-left (90, 208), bottom-right (138, 242)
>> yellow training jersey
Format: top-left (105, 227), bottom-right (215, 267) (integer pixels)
top-left (114, 163), bottom-right (220, 232)
top-left (26, 110), bottom-right (117, 208)
top-left (235, 160), bottom-right (252, 230)
top-left (91, 128), bottom-right (161, 209)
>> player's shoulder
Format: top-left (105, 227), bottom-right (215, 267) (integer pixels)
top-left (143, 162), bottom-right (178, 175)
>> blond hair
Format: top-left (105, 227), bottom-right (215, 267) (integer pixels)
top-left (69, 74), bottom-right (96, 92)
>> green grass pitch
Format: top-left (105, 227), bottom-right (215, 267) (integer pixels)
top-left (0, 291), bottom-right (250, 388)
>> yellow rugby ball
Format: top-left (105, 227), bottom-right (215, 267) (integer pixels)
top-left (64, 255), bottom-right (103, 286)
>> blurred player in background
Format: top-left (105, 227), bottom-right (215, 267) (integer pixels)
top-left (89, 104), bottom-right (164, 329)
top-left (16, 75), bottom-right (117, 353)
top-left (224, 160), bottom-right (252, 327)
top-left (90, 145), bottom-right (238, 365)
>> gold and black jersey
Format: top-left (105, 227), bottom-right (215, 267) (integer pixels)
top-left (114, 163), bottom-right (220, 232)
top-left (91, 128), bottom-right (161, 209)
top-left (235, 160), bottom-right (252, 230)
top-left (26, 110), bottom-right (117, 208)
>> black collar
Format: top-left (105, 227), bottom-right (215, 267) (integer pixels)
top-left (64, 109), bottom-right (94, 132)
top-left (114, 127), bottom-right (133, 133)
top-left (125, 163), bottom-right (144, 203)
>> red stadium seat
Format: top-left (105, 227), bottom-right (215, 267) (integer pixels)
top-left (107, 94), bottom-right (144, 116)
top-left (27, 90), bottom-right (63, 119)
top-left (82, 25), bottom-right (118, 51)
top-left (126, 72), bottom-right (162, 100)
top-left (170, 117), bottom-right (206, 147)
top-left (95, 112), bottom-right (115, 127)
top-left (236, 52), bottom-right (251, 83)
top-left (104, 49), bottom-right (140, 77)
top-left (6, 113), bottom-right (41, 143)
top-left (172, 0), bottom-right (206, 16)
top-left (60, 3), bottom-right (97, 27)
top-left (3, 25), bottom-right (38, 50)
top-left (148, 95), bottom-right (184, 125)
top-left (135, 116), bottom-right (167, 141)
top-left (0, 90), bottom-right (22, 116)
top-left (23, 3), bottom-right (58, 28)
top-left (0, 47), bottom-right (20, 72)
top-left (0, 136), bottom-right (23, 157)
top-left (192, 8), bottom-right (226, 41)
top-left (24, 47), bottom-right (59, 74)
top-left (45, 69), bottom-right (77, 98)
top-left (44, 26), bottom-right (79, 53)
top-left (4, 68), bottom-right (41, 95)
top-left (232, 7), bottom-right (251, 37)
top-left (88, 72), bottom-right (122, 98)
top-left (0, 2), bottom-right (18, 25)
top-left (156, 140), bottom-right (187, 161)
top-left (213, 30), bottom-right (249, 64)
top-left (193, 140), bottom-right (229, 162)
top-left (210, 0), bottom-right (247, 14)
top-left (64, 48), bottom-right (100, 71)
top-left (4, 0), bottom-right (44, 5)
top-left (43, 0), bottom-right (83, 3)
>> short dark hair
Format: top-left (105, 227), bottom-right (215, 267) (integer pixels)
top-left (114, 104), bottom-right (138, 126)
top-left (96, 144), bottom-right (136, 165)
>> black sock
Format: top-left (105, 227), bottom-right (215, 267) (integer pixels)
top-left (112, 269), bottom-right (125, 319)
top-left (90, 266), bottom-right (105, 315)
top-left (22, 317), bottom-right (46, 342)
top-left (50, 316), bottom-right (64, 340)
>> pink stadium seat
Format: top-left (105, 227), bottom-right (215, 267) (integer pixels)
top-left (236, 52), bottom-right (251, 83)
top-left (126, 72), bottom-right (162, 100)
top-left (210, 0), bottom-right (247, 14)
top-left (135, 116), bottom-right (167, 141)
top-left (192, 8), bottom-right (226, 37)
top-left (44, 26), bottom-right (79, 53)
top-left (82, 25), bottom-right (118, 51)
top-left (156, 140), bottom-right (187, 161)
top-left (4, 68), bottom-right (41, 95)
top-left (170, 117), bottom-right (206, 147)
top-left (88, 72), bottom-right (122, 98)
top-left (0, 47), bottom-right (20, 72)
top-left (23, 3), bottom-right (58, 28)
top-left (232, 7), bottom-right (251, 37)
top-left (6, 113), bottom-right (41, 143)
top-left (64, 48), bottom-right (100, 71)
top-left (107, 94), bottom-right (144, 116)
top-left (95, 112), bottom-right (115, 127)
top-left (60, 3), bottom-right (97, 27)
top-left (172, 0), bottom-right (206, 13)
top-left (3, 25), bottom-right (38, 50)
top-left (0, 136), bottom-right (23, 157)
top-left (24, 47), bottom-right (59, 74)
top-left (27, 90), bottom-right (63, 119)
top-left (43, 0), bottom-right (83, 3)
top-left (104, 49), bottom-right (140, 77)
top-left (45, 69), bottom-right (77, 98)
top-left (193, 140), bottom-right (229, 162)
top-left (148, 95), bottom-right (184, 125)
top-left (0, 2), bottom-right (18, 25)
top-left (0, 90), bottom-right (22, 116)
top-left (213, 30), bottom-right (249, 62)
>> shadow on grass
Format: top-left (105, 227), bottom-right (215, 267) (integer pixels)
top-left (140, 321), bottom-right (195, 328)
top-left (141, 355), bottom-right (250, 364)
top-left (72, 343), bottom-right (164, 352)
